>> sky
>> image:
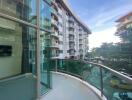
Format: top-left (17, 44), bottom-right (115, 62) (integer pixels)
top-left (68, 0), bottom-right (132, 50)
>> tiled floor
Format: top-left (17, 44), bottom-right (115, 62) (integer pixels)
top-left (41, 72), bottom-right (101, 100)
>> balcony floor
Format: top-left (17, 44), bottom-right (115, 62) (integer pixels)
top-left (41, 72), bottom-right (103, 100)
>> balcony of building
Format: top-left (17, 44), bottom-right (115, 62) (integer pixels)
top-left (79, 39), bottom-right (83, 44)
top-left (0, 0), bottom-right (32, 19)
top-left (51, 28), bottom-right (59, 39)
top-left (46, 59), bottom-right (132, 100)
top-left (69, 23), bottom-right (75, 29)
top-left (1, 59), bottom-right (132, 100)
top-left (79, 49), bottom-right (83, 54)
top-left (69, 35), bottom-right (75, 42)
top-left (51, 18), bottom-right (58, 28)
top-left (69, 44), bottom-right (75, 50)
top-left (69, 28), bottom-right (75, 35)
top-left (69, 39), bottom-right (74, 42)
top-left (51, 7), bottom-right (58, 20)
top-left (51, 29), bottom-right (59, 39)
top-left (69, 31), bottom-right (74, 35)
top-left (40, 72), bottom-right (103, 100)
top-left (50, 40), bottom-right (59, 49)
top-left (116, 26), bottom-right (132, 36)
top-left (69, 49), bottom-right (76, 56)
top-left (79, 35), bottom-right (83, 39)
top-left (79, 44), bottom-right (83, 48)
top-left (51, 0), bottom-right (58, 11)
top-left (50, 43), bottom-right (59, 49)
top-left (68, 17), bottom-right (74, 23)
top-left (51, 50), bottom-right (59, 58)
top-left (69, 41), bottom-right (75, 47)
top-left (117, 19), bottom-right (132, 29)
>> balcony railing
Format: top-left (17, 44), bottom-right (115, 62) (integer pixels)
top-left (0, 73), bottom-right (37, 100)
top-left (68, 17), bottom-right (74, 22)
top-left (50, 43), bottom-right (59, 49)
top-left (51, 31), bottom-right (59, 38)
top-left (51, 8), bottom-right (58, 18)
top-left (50, 59), bottom-right (132, 100)
top-left (51, 19), bottom-right (58, 27)
top-left (117, 19), bottom-right (132, 28)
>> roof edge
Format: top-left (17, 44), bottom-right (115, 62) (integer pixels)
top-left (58, 0), bottom-right (91, 34)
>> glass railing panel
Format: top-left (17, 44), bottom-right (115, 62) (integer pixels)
top-left (49, 59), bottom-right (132, 99)
top-left (50, 59), bottom-right (102, 90)
top-left (40, 31), bottom-right (52, 95)
top-left (83, 63), bottom-right (101, 90)
top-left (66, 60), bottom-right (83, 77)
top-left (57, 59), bottom-right (69, 72)
top-left (0, 74), bottom-right (36, 100)
top-left (102, 67), bottom-right (132, 100)
top-left (56, 60), bottom-right (84, 78)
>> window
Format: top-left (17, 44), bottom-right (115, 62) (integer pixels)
top-left (0, 0), bottom-right (37, 24)
top-left (59, 50), bottom-right (63, 53)
top-left (40, 0), bottom-right (51, 30)
top-left (0, 45), bottom-right (12, 57)
top-left (0, 17), bottom-right (37, 79)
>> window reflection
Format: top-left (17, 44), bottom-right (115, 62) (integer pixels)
top-left (0, 0), bottom-right (36, 24)
top-left (0, 17), bottom-right (36, 79)
top-left (40, 0), bottom-right (51, 30)
top-left (40, 31), bottom-right (51, 89)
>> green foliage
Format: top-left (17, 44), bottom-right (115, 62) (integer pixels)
top-left (90, 26), bottom-right (132, 74)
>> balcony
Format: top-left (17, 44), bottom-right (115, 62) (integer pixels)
top-left (51, 51), bottom-right (59, 59)
top-left (79, 49), bottom-right (83, 54)
top-left (51, 31), bottom-right (59, 39)
top-left (69, 41), bottom-right (75, 46)
top-left (0, 60), bottom-right (132, 100)
top-left (117, 19), bottom-right (132, 29)
top-left (50, 43), bottom-right (59, 49)
top-left (68, 17), bottom-right (74, 23)
top-left (51, 0), bottom-right (58, 11)
top-left (69, 38), bottom-right (74, 42)
top-left (0, 73), bottom-right (37, 100)
top-left (69, 45), bottom-right (75, 50)
top-left (69, 31), bottom-right (74, 35)
top-left (51, 8), bottom-right (58, 19)
top-left (51, 19), bottom-right (58, 30)
top-left (41, 72), bottom-right (103, 100)
top-left (69, 49), bottom-right (76, 56)
top-left (48, 60), bottom-right (132, 100)
top-left (79, 39), bottom-right (83, 44)
top-left (79, 35), bottom-right (83, 39)
top-left (69, 23), bottom-right (75, 29)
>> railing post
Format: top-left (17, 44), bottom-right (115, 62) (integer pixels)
top-left (36, 0), bottom-right (40, 99)
top-left (100, 66), bottom-right (104, 97)
top-left (55, 59), bottom-right (57, 72)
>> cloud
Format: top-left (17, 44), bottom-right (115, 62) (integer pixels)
top-left (89, 26), bottom-right (120, 50)
top-left (80, 4), bottom-right (132, 30)
top-left (87, 4), bottom-right (132, 30)
top-left (68, 0), bottom-right (132, 50)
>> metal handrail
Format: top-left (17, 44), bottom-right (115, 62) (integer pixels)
top-left (53, 59), bottom-right (132, 98)
top-left (84, 61), bottom-right (132, 83)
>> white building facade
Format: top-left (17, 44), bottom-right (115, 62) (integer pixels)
top-left (51, 0), bottom-right (91, 59)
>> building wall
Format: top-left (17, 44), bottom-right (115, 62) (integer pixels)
top-left (0, 0), bottom-right (52, 90)
top-left (116, 12), bottom-right (132, 43)
top-left (51, 0), bottom-right (90, 59)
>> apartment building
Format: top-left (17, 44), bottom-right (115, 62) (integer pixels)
top-left (0, 1), bottom-right (131, 100)
top-left (0, 0), bottom-right (91, 99)
top-left (116, 12), bottom-right (132, 43)
top-left (51, 0), bottom-right (91, 59)
top-left (115, 12), bottom-right (132, 71)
